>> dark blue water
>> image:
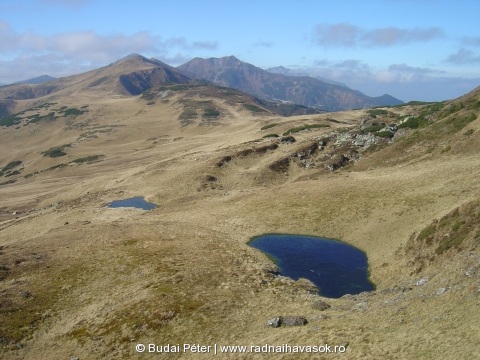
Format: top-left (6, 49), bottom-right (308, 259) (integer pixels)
top-left (107, 197), bottom-right (157, 210)
top-left (248, 234), bottom-right (375, 298)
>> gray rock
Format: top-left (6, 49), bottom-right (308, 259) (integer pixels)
top-left (435, 287), bottom-right (448, 295)
top-left (266, 316), bottom-right (308, 327)
top-left (352, 302), bottom-right (368, 312)
top-left (415, 277), bottom-right (428, 286)
top-left (282, 316), bottom-right (308, 326)
top-left (312, 300), bottom-right (331, 311)
top-left (266, 316), bottom-right (283, 328)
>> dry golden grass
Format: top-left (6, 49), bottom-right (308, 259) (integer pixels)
top-left (0, 87), bottom-right (479, 359)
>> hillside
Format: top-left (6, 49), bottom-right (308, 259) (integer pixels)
top-left (0, 54), bottom-right (190, 107)
top-left (178, 56), bottom-right (403, 111)
top-left (0, 65), bottom-right (479, 359)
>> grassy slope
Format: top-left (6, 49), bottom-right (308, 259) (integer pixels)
top-left (0, 87), bottom-right (479, 359)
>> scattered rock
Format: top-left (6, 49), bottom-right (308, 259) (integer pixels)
top-left (216, 155), bottom-right (232, 167)
top-left (325, 154), bottom-right (350, 171)
top-left (266, 316), bottom-right (308, 327)
top-left (352, 302), bottom-right (368, 312)
top-left (312, 300), bottom-right (331, 311)
top-left (283, 316), bottom-right (308, 326)
top-left (465, 269), bottom-right (474, 277)
top-left (415, 277), bottom-right (428, 286)
top-left (266, 316), bottom-right (283, 328)
top-left (435, 287), bottom-right (448, 296)
top-left (280, 135), bottom-right (296, 143)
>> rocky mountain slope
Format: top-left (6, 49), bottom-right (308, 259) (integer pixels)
top-left (178, 56), bottom-right (403, 111)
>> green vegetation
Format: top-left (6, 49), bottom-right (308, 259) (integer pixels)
top-left (262, 133), bottom-right (279, 138)
top-left (463, 129), bottom-right (475, 136)
top-left (179, 109), bottom-right (197, 121)
top-left (62, 108), bottom-right (86, 116)
top-left (0, 104), bottom-right (86, 127)
top-left (177, 100), bottom-right (221, 123)
top-left (71, 155), bottom-right (103, 164)
top-left (32, 102), bottom-right (57, 110)
top-left (367, 109), bottom-right (388, 116)
top-left (417, 223), bottom-right (437, 243)
top-left (444, 113), bottom-right (477, 132)
top-left (283, 123), bottom-right (330, 136)
top-left (363, 125), bottom-right (383, 133)
top-left (45, 163), bottom-right (67, 171)
top-left (5, 170), bottom-right (21, 177)
top-left (398, 115), bottom-right (428, 129)
top-left (41, 144), bottom-right (72, 158)
top-left (42, 148), bottom-right (67, 158)
top-left (440, 145), bottom-right (451, 154)
top-left (26, 112), bottom-right (57, 124)
top-left (203, 107), bottom-right (220, 118)
top-left (260, 123), bottom-right (278, 130)
top-left (0, 114), bottom-right (22, 127)
top-left (2, 160), bottom-right (22, 172)
top-left (410, 200), bottom-right (480, 256)
top-left (374, 130), bottom-right (395, 139)
top-left (407, 101), bottom-right (434, 105)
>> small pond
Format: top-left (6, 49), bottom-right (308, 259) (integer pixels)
top-left (248, 234), bottom-right (375, 298)
top-left (106, 197), bottom-right (157, 210)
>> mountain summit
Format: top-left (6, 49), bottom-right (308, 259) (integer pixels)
top-left (178, 56), bottom-right (403, 111)
top-left (0, 53), bottom-right (191, 101)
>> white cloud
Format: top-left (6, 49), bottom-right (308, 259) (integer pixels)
top-left (272, 60), bottom-right (477, 101)
top-left (0, 20), bottom-right (218, 82)
top-left (313, 22), bottom-right (444, 47)
top-left (446, 48), bottom-right (480, 64)
top-left (314, 23), bottom-right (361, 47)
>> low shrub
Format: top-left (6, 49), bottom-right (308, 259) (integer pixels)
top-left (261, 123), bottom-right (278, 130)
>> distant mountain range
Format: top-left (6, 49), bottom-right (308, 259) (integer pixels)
top-left (266, 66), bottom-right (350, 88)
top-left (13, 75), bottom-right (57, 85)
top-left (178, 56), bottom-right (403, 111)
top-left (0, 54), bottom-right (403, 113)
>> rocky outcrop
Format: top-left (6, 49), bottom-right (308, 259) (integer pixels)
top-left (266, 316), bottom-right (308, 327)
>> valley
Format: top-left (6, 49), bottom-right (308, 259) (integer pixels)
top-left (0, 58), bottom-right (479, 359)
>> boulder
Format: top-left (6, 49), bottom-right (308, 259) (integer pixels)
top-left (282, 316), bottom-right (308, 326)
top-left (266, 316), bottom-right (283, 328)
top-left (266, 316), bottom-right (308, 327)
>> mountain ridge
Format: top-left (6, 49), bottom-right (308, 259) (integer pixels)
top-left (12, 75), bottom-right (57, 85)
top-left (0, 54), bottom-right (403, 112)
top-left (178, 56), bottom-right (403, 111)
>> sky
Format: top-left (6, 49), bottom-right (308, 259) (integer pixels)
top-left (1, 0), bottom-right (479, 102)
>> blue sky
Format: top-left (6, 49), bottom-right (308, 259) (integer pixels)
top-left (1, 0), bottom-right (479, 101)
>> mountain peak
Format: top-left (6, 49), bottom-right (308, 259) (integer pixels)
top-left (114, 53), bottom-right (151, 65)
top-left (178, 57), bottom-right (403, 111)
top-left (13, 75), bottom-right (56, 85)
top-left (207, 55), bottom-right (243, 67)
